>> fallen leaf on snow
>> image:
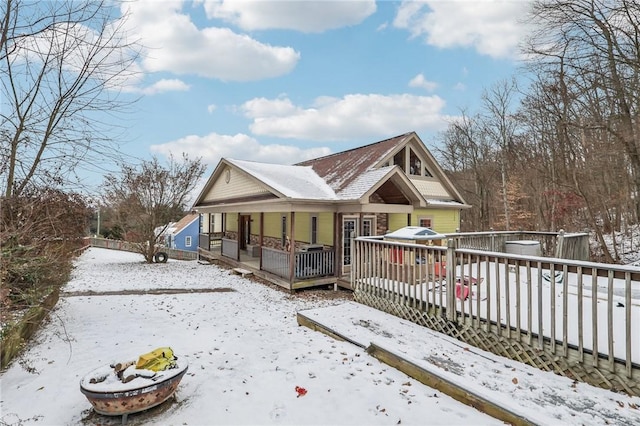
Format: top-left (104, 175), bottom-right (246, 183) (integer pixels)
top-left (295, 386), bottom-right (307, 397)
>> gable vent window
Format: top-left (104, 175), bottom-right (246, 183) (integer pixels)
top-left (409, 149), bottom-right (422, 176)
top-left (424, 166), bottom-right (433, 177)
top-left (393, 148), bottom-right (405, 172)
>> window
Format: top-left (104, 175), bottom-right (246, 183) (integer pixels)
top-left (281, 215), bottom-right (287, 247)
top-left (362, 217), bottom-right (374, 236)
top-left (393, 148), bottom-right (405, 172)
top-left (419, 218), bottom-right (433, 229)
top-left (185, 236), bottom-right (192, 247)
top-left (409, 149), bottom-right (422, 175)
top-left (209, 214), bottom-right (216, 233)
top-left (310, 215), bottom-right (318, 244)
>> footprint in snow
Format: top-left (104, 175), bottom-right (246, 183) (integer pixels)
top-left (270, 403), bottom-right (286, 420)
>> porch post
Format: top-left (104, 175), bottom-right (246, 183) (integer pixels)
top-left (334, 212), bottom-right (340, 278)
top-left (236, 214), bottom-right (240, 261)
top-left (289, 212), bottom-right (296, 282)
top-left (259, 212), bottom-right (264, 269)
top-left (333, 212), bottom-right (339, 289)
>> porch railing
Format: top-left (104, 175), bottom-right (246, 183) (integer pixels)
top-left (295, 249), bottom-right (334, 279)
top-left (262, 247), bottom-right (334, 281)
top-left (262, 247), bottom-right (290, 278)
top-left (352, 236), bottom-right (639, 396)
top-left (199, 232), bottom-right (222, 251)
top-left (221, 238), bottom-right (238, 259)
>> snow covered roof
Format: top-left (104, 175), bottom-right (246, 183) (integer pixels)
top-left (227, 159), bottom-right (338, 200)
top-left (384, 226), bottom-right (445, 240)
top-left (425, 199), bottom-right (467, 207)
top-left (336, 166), bottom-right (395, 199)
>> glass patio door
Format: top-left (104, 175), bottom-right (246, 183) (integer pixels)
top-left (342, 217), bottom-right (357, 269)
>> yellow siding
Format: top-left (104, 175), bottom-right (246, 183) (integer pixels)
top-left (411, 209), bottom-right (460, 234)
top-left (388, 214), bottom-right (410, 232)
top-left (318, 212), bottom-right (334, 245)
top-left (226, 213), bottom-right (238, 232)
top-left (263, 212), bottom-right (287, 238)
top-left (251, 212), bottom-right (335, 245)
top-left (250, 213), bottom-right (259, 234)
top-left (294, 212), bottom-right (310, 242)
top-left (291, 212), bottom-right (334, 245)
top-left (387, 210), bottom-right (459, 234)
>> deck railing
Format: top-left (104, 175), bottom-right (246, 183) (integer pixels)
top-left (445, 230), bottom-right (590, 261)
top-left (352, 236), bottom-right (639, 396)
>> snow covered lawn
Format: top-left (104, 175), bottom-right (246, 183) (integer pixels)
top-left (0, 247), bottom-right (502, 425)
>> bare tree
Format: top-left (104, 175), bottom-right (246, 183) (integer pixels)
top-left (480, 78), bottom-right (520, 230)
top-left (102, 155), bottom-right (206, 264)
top-left (525, 0), bottom-right (640, 220)
top-left (0, 0), bottom-right (140, 197)
top-left (436, 111), bottom-right (500, 231)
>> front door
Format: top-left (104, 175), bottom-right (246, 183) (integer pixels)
top-left (239, 215), bottom-right (251, 250)
top-left (342, 217), bottom-right (357, 272)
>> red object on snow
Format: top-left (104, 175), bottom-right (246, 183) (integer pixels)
top-left (295, 386), bottom-right (307, 397)
top-left (455, 283), bottom-right (470, 300)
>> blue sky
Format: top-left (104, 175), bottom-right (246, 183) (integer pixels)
top-left (111, 0), bottom-right (531, 178)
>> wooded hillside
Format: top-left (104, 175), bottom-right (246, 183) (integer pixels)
top-left (435, 0), bottom-right (640, 264)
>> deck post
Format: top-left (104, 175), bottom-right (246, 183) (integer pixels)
top-left (445, 239), bottom-right (456, 321)
top-left (289, 212), bottom-right (296, 283)
top-left (555, 229), bottom-right (565, 259)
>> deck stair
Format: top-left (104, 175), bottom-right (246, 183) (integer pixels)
top-left (232, 268), bottom-right (253, 278)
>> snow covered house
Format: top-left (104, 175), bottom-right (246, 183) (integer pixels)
top-left (159, 213), bottom-right (200, 252)
top-left (192, 131), bottom-right (470, 290)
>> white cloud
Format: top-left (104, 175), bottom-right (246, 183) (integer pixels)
top-left (121, 1), bottom-right (300, 81)
top-left (8, 15), bottom-right (143, 92)
top-left (240, 93), bottom-right (450, 141)
top-left (453, 82), bottom-right (466, 91)
top-left (207, 104), bottom-right (217, 114)
top-left (140, 79), bottom-right (190, 95)
top-left (200, 0), bottom-right (376, 33)
top-left (394, 0), bottom-right (530, 59)
top-left (150, 132), bottom-right (331, 167)
top-left (408, 73), bottom-right (438, 91)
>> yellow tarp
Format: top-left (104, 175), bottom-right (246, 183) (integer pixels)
top-left (135, 347), bottom-right (176, 372)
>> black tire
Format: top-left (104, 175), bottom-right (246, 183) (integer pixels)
top-left (154, 252), bottom-right (168, 263)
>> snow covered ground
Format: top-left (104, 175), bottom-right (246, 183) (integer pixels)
top-left (0, 247), bottom-right (504, 425)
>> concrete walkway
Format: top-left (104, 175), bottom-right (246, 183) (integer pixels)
top-left (297, 302), bottom-right (640, 426)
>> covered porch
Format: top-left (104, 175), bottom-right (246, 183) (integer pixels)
top-left (198, 212), bottom-right (340, 290)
